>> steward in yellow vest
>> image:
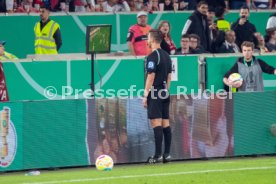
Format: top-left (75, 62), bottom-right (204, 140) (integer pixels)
top-left (217, 19), bottom-right (231, 32)
top-left (215, 6), bottom-right (230, 32)
top-left (0, 41), bottom-right (18, 61)
top-left (34, 6), bottom-right (62, 55)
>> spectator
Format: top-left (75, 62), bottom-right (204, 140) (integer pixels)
top-left (0, 41), bottom-right (18, 60)
top-left (200, 0), bottom-right (226, 10)
top-left (215, 6), bottom-right (231, 32)
top-left (16, 0), bottom-right (40, 13)
top-left (223, 41), bottom-right (276, 92)
top-left (254, 32), bottom-right (269, 53)
top-left (128, 0), bottom-right (136, 11)
top-left (175, 34), bottom-right (191, 55)
top-left (265, 28), bottom-right (276, 52)
top-left (5, 0), bottom-right (14, 13)
top-left (74, 0), bottom-right (95, 12)
top-left (207, 6), bottom-right (225, 53)
top-left (185, 0), bottom-right (197, 10)
top-left (231, 6), bottom-right (257, 49)
top-left (34, 0), bottom-right (51, 10)
top-left (178, 0), bottom-right (189, 10)
top-left (102, 0), bottom-right (130, 12)
top-left (207, 6), bottom-right (216, 41)
top-left (95, 0), bottom-right (105, 11)
top-left (133, 0), bottom-right (144, 11)
top-left (218, 30), bottom-right (240, 53)
top-left (189, 34), bottom-right (206, 54)
top-left (127, 11), bottom-right (151, 56)
top-left (252, 0), bottom-right (272, 9)
top-left (147, 0), bottom-right (159, 11)
top-left (228, 0), bottom-right (248, 10)
top-left (164, 0), bottom-right (174, 11)
top-left (0, 0), bottom-right (6, 12)
top-left (34, 6), bottom-right (62, 54)
top-left (266, 13), bottom-right (276, 31)
top-left (50, 0), bottom-right (61, 11)
top-left (158, 20), bottom-right (176, 55)
top-left (182, 1), bottom-right (211, 52)
top-left (273, 0), bottom-right (276, 8)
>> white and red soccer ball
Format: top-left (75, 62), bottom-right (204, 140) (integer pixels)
top-left (95, 155), bottom-right (114, 171)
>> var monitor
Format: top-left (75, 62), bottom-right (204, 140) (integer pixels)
top-left (86, 24), bottom-right (112, 54)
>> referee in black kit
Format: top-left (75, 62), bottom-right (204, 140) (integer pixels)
top-left (143, 29), bottom-right (172, 164)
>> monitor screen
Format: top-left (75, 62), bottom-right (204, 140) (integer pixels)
top-left (86, 25), bottom-right (112, 54)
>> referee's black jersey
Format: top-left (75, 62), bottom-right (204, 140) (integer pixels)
top-left (146, 48), bottom-right (172, 87)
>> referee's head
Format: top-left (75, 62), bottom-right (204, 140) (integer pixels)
top-left (148, 29), bottom-right (163, 49)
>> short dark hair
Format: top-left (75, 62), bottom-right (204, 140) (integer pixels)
top-left (40, 6), bottom-right (51, 11)
top-left (208, 6), bottom-right (215, 13)
top-left (240, 5), bottom-right (250, 12)
top-left (189, 34), bottom-right (200, 44)
top-left (197, 1), bottom-right (208, 8)
top-left (149, 29), bottom-right (163, 44)
top-left (241, 41), bottom-right (255, 50)
top-left (181, 34), bottom-right (190, 39)
top-left (215, 6), bottom-right (225, 18)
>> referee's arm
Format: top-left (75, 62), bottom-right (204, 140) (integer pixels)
top-left (166, 73), bottom-right (171, 90)
top-left (144, 73), bottom-right (155, 97)
top-left (143, 73), bottom-right (155, 108)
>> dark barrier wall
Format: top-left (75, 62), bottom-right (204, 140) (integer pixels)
top-left (1, 92), bottom-right (275, 172)
top-left (88, 96), bottom-right (234, 164)
top-left (206, 55), bottom-right (276, 91)
top-left (0, 100), bottom-right (88, 171)
top-left (0, 95), bottom-right (233, 172)
top-left (0, 11), bottom-right (273, 58)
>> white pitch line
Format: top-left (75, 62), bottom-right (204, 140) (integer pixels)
top-left (22, 166), bottom-right (276, 184)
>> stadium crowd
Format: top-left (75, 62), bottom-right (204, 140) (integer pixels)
top-left (1, 0), bottom-right (276, 13)
top-left (126, 2), bottom-right (276, 56)
top-left (1, 0), bottom-right (276, 59)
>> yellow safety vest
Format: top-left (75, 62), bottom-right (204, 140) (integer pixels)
top-left (34, 20), bottom-right (60, 54)
top-left (217, 19), bottom-right (231, 32)
top-left (0, 51), bottom-right (18, 61)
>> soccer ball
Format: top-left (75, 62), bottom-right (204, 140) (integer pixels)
top-left (228, 73), bottom-right (243, 83)
top-left (95, 155), bottom-right (114, 171)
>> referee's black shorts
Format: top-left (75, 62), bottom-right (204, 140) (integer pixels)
top-left (147, 89), bottom-right (170, 119)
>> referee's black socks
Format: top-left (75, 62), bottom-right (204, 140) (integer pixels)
top-left (153, 126), bottom-right (163, 157)
top-left (163, 126), bottom-right (172, 156)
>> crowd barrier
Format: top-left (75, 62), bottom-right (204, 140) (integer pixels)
top-left (3, 53), bottom-right (276, 101)
top-left (3, 55), bottom-right (199, 101)
top-left (1, 91), bottom-right (276, 172)
top-left (0, 11), bottom-right (274, 58)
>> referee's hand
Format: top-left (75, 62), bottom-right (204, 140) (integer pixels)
top-left (143, 97), bottom-right (147, 108)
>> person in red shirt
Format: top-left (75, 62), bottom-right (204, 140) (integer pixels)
top-left (16, 0), bottom-right (40, 13)
top-left (127, 11), bottom-right (151, 56)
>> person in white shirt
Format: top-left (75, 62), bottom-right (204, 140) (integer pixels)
top-left (266, 13), bottom-right (276, 31)
top-left (252, 0), bottom-right (272, 9)
top-left (102, 0), bottom-right (130, 12)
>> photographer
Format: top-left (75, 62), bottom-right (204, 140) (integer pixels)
top-left (231, 5), bottom-right (257, 49)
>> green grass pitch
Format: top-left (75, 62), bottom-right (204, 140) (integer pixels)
top-left (0, 157), bottom-right (276, 184)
